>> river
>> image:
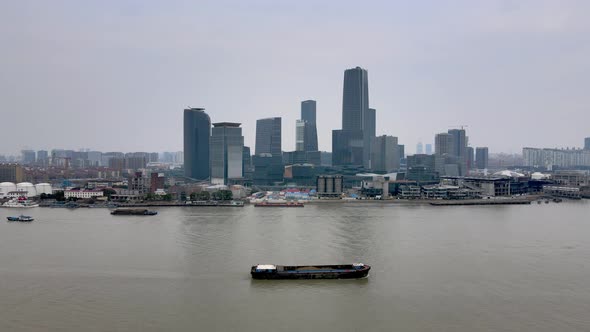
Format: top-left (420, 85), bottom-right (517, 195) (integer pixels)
top-left (1, 201), bottom-right (589, 331)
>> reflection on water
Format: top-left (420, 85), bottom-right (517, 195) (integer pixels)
top-left (0, 201), bottom-right (589, 332)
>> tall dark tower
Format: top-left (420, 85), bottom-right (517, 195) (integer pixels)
top-left (333, 66), bottom-right (371, 166)
top-left (184, 108), bottom-right (211, 180)
top-left (342, 67), bottom-right (369, 131)
top-left (301, 100), bottom-right (318, 152)
top-left (255, 117), bottom-right (282, 156)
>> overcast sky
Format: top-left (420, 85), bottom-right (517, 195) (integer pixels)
top-left (1, 0), bottom-right (589, 156)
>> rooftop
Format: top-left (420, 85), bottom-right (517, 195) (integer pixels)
top-left (213, 122), bottom-right (241, 127)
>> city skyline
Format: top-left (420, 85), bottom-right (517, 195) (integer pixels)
top-left (2, 1), bottom-right (590, 155)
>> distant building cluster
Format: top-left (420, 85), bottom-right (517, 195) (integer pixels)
top-left (523, 146), bottom-right (590, 169)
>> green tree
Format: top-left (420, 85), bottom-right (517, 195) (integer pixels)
top-left (55, 191), bottom-right (65, 202)
top-left (197, 191), bottom-right (210, 201)
top-left (103, 188), bottom-right (116, 198)
top-left (189, 192), bottom-right (197, 201)
top-left (163, 194), bottom-right (172, 201)
top-left (220, 190), bottom-right (233, 201)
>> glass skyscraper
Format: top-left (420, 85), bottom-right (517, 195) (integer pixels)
top-left (333, 66), bottom-right (373, 167)
top-left (183, 108), bottom-right (211, 180)
top-left (210, 122), bottom-right (244, 185)
top-left (301, 100), bottom-right (318, 152)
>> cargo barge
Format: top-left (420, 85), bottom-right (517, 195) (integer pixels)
top-left (251, 263), bottom-right (370, 279)
top-left (254, 201), bottom-right (304, 207)
top-left (110, 208), bottom-right (157, 215)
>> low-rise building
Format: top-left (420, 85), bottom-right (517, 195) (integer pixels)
top-left (64, 189), bottom-right (104, 199)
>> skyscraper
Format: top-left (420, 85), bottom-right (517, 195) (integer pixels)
top-left (295, 120), bottom-right (305, 151)
top-left (435, 133), bottom-right (453, 156)
top-left (342, 67), bottom-right (369, 131)
top-left (300, 100), bottom-right (318, 152)
top-left (425, 144), bottom-right (433, 155)
top-left (333, 66), bottom-right (371, 167)
top-left (255, 117), bottom-right (282, 156)
top-left (253, 117), bottom-right (283, 185)
top-left (210, 122), bottom-right (244, 185)
top-left (476, 147), bottom-right (489, 169)
top-left (184, 108), bottom-right (211, 180)
top-left (466, 146), bottom-right (475, 173)
top-left (448, 129), bottom-right (468, 176)
top-left (585, 137), bottom-right (590, 150)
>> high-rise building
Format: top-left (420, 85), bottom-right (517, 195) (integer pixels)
top-left (332, 129), bottom-right (364, 166)
top-left (416, 142), bottom-right (423, 154)
top-left (184, 108), bottom-right (211, 180)
top-left (371, 135), bottom-right (399, 173)
top-left (242, 146), bottom-right (253, 179)
top-left (210, 122), bottom-right (244, 185)
top-left (37, 150), bottom-right (49, 165)
top-left (87, 151), bottom-right (102, 166)
top-left (255, 117), bottom-right (282, 156)
top-left (21, 150), bottom-right (36, 165)
top-left (365, 108), bottom-right (376, 168)
top-left (448, 129), bottom-right (467, 160)
top-left (435, 133), bottom-right (453, 156)
top-left (466, 147), bottom-right (475, 173)
top-left (476, 147), bottom-right (489, 169)
top-left (253, 117), bottom-right (283, 185)
top-left (295, 120), bottom-right (305, 151)
top-left (333, 66), bottom-right (371, 167)
top-left (342, 67), bottom-right (369, 132)
top-left (425, 144), bottom-right (432, 155)
top-left (301, 100), bottom-right (318, 152)
top-left (585, 137), bottom-right (590, 150)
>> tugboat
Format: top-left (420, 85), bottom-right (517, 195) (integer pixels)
top-left (110, 208), bottom-right (157, 215)
top-left (6, 215), bottom-right (34, 222)
top-left (251, 263), bottom-right (370, 279)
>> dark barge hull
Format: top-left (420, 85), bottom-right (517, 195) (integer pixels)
top-left (251, 264), bottom-right (370, 280)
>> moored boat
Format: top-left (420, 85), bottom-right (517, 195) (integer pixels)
top-left (251, 263), bottom-right (370, 279)
top-left (110, 208), bottom-right (157, 215)
top-left (1, 197), bottom-right (39, 208)
top-left (6, 215), bottom-right (34, 222)
top-left (254, 201), bottom-right (304, 207)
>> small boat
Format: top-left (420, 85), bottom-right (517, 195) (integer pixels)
top-left (110, 208), bottom-right (157, 216)
top-left (553, 197), bottom-right (563, 203)
top-left (254, 201), bottom-right (304, 207)
top-left (6, 215), bottom-right (34, 222)
top-left (251, 263), bottom-right (370, 279)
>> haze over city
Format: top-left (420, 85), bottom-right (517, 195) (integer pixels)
top-left (2, 0), bottom-right (590, 155)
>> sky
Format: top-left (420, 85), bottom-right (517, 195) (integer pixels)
top-left (1, 0), bottom-right (589, 156)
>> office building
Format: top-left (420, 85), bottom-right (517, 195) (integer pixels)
top-left (585, 137), bottom-right (590, 150)
top-left (0, 164), bottom-right (25, 183)
top-left (332, 129), bottom-right (364, 166)
top-left (333, 66), bottom-right (372, 167)
top-left (476, 147), bottom-right (489, 169)
top-left (37, 150), bottom-right (49, 165)
top-left (21, 150), bottom-right (36, 165)
top-left (184, 108), bottom-right (211, 180)
top-left (210, 122), bottom-right (244, 185)
top-left (406, 154), bottom-right (438, 182)
top-left (295, 120), bottom-right (305, 151)
top-left (255, 117), bottom-right (282, 156)
top-left (371, 135), bottom-right (399, 173)
top-left (301, 100), bottom-right (318, 152)
top-left (425, 144), bottom-right (432, 155)
top-left (466, 147), bottom-right (475, 172)
top-left (253, 117), bottom-right (282, 185)
top-left (435, 133), bottom-right (453, 156)
top-left (242, 146), bottom-right (253, 179)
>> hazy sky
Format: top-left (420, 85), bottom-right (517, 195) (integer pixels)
top-left (1, 0), bottom-right (589, 156)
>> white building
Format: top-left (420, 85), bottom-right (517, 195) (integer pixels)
top-left (64, 189), bottom-right (104, 199)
